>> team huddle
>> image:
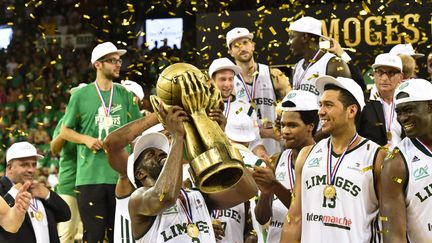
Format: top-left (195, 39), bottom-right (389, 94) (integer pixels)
top-left (2, 15), bottom-right (432, 243)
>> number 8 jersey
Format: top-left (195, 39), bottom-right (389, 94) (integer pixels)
top-left (301, 137), bottom-right (382, 243)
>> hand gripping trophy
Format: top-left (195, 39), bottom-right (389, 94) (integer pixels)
top-left (150, 63), bottom-right (257, 207)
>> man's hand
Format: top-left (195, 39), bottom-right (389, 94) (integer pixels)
top-left (14, 182), bottom-right (31, 213)
top-left (260, 127), bottom-right (282, 140)
top-left (159, 103), bottom-right (188, 138)
top-left (208, 108), bottom-right (227, 130)
top-left (252, 161), bottom-right (276, 194)
top-left (30, 181), bottom-right (50, 199)
top-left (84, 136), bottom-right (103, 150)
top-left (212, 219), bottom-right (225, 240)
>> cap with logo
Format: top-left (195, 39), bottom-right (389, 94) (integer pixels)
top-left (288, 16), bottom-right (325, 38)
top-left (225, 113), bottom-right (256, 143)
top-left (127, 132), bottom-right (170, 188)
top-left (372, 53), bottom-right (403, 71)
top-left (208, 58), bottom-right (242, 78)
top-left (281, 90), bottom-right (319, 112)
top-left (121, 80), bottom-right (144, 100)
top-left (394, 79), bottom-right (432, 106)
top-left (6, 141), bottom-right (44, 164)
top-left (389, 43), bottom-right (424, 58)
top-left (316, 75), bottom-right (365, 111)
top-left (226, 27), bottom-right (254, 48)
top-left (91, 42), bottom-right (127, 64)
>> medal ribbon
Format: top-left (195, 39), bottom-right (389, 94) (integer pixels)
top-left (224, 96), bottom-right (231, 117)
top-left (381, 98), bottom-right (395, 136)
top-left (415, 138), bottom-right (432, 156)
top-left (326, 134), bottom-right (358, 185)
top-left (294, 49), bottom-right (322, 90)
top-left (237, 67), bottom-right (257, 103)
top-left (29, 197), bottom-right (38, 212)
top-left (94, 82), bottom-right (114, 117)
top-left (287, 151), bottom-right (295, 190)
top-left (179, 189), bottom-right (193, 224)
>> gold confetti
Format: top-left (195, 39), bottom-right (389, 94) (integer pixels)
top-left (392, 177), bottom-right (403, 184)
top-left (269, 26), bottom-right (277, 35)
top-left (235, 107), bottom-right (243, 114)
top-left (83, 14), bottom-right (90, 20)
top-left (362, 166), bottom-right (373, 173)
top-left (95, 215), bottom-right (104, 219)
top-left (380, 216), bottom-right (388, 221)
top-left (159, 192), bottom-right (166, 201)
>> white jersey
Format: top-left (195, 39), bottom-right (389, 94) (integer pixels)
top-left (301, 137), bottom-right (381, 243)
top-left (114, 195), bottom-right (134, 243)
top-left (234, 63), bottom-right (280, 155)
top-left (211, 204), bottom-right (245, 243)
top-left (137, 190), bottom-right (216, 243)
top-left (224, 97), bottom-right (263, 151)
top-left (398, 138), bottom-right (432, 243)
top-left (292, 52), bottom-right (335, 96)
top-left (267, 149), bottom-right (294, 243)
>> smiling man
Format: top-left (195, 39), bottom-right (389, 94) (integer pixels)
top-left (281, 76), bottom-right (386, 243)
top-left (60, 42), bottom-right (142, 242)
top-left (380, 79), bottom-right (432, 243)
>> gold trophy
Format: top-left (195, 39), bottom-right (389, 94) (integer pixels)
top-left (150, 63), bottom-right (257, 207)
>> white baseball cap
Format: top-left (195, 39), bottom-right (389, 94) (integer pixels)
top-left (372, 53), bottom-right (403, 71)
top-left (91, 42), bottom-right (126, 64)
top-left (394, 79), bottom-right (432, 105)
top-left (6, 141), bottom-right (44, 164)
top-left (226, 27), bottom-right (254, 48)
top-left (316, 75), bottom-right (366, 110)
top-left (288, 16), bottom-right (325, 38)
top-left (121, 80), bottom-right (144, 100)
top-left (208, 58), bottom-right (242, 78)
top-left (281, 90), bottom-right (319, 112)
top-left (69, 83), bottom-right (87, 94)
top-left (225, 113), bottom-right (256, 143)
top-left (389, 43), bottom-right (424, 58)
top-left (127, 132), bottom-right (170, 188)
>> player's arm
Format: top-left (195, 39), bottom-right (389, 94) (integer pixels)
top-left (326, 56), bottom-right (351, 78)
top-left (104, 113), bottom-right (159, 175)
top-left (380, 150), bottom-right (408, 243)
top-left (129, 106), bottom-right (186, 215)
top-left (243, 200), bottom-right (258, 243)
top-left (270, 68), bottom-right (291, 101)
top-left (50, 134), bottom-right (66, 156)
top-left (60, 125), bottom-right (104, 151)
top-left (280, 145), bottom-right (312, 243)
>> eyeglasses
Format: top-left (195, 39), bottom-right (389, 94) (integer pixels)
top-left (374, 69), bottom-right (400, 78)
top-left (99, 58), bottom-right (123, 65)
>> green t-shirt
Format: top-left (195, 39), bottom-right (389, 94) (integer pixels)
top-left (53, 117), bottom-right (77, 196)
top-left (62, 82), bottom-right (142, 186)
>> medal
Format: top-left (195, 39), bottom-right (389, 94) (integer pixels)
top-left (35, 210), bottom-right (44, 221)
top-left (386, 131), bottom-right (392, 141)
top-left (179, 189), bottom-right (200, 238)
top-left (238, 69), bottom-right (257, 108)
top-left (323, 185), bottom-right (336, 199)
top-left (187, 223), bottom-right (200, 238)
top-left (325, 134), bottom-right (358, 199)
top-left (104, 116), bottom-right (113, 127)
top-left (95, 81), bottom-right (114, 127)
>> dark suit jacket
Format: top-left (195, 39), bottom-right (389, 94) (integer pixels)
top-left (358, 91), bottom-right (405, 146)
top-left (0, 176), bottom-right (71, 243)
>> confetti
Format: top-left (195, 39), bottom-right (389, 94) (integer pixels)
top-left (392, 177), bottom-right (403, 184)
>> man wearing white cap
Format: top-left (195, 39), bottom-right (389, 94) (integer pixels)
top-left (380, 79), bottom-right (432, 243)
top-left (389, 43), bottom-right (424, 59)
top-left (60, 41), bottom-right (142, 242)
top-left (51, 83), bottom-right (86, 243)
top-left (208, 57), bottom-right (268, 160)
top-left (288, 16), bottom-right (351, 96)
top-left (281, 76), bottom-right (386, 242)
top-left (121, 80), bottom-right (145, 109)
top-left (0, 141), bottom-right (70, 243)
top-left (358, 53), bottom-right (404, 147)
top-left (226, 27), bottom-right (289, 156)
top-left (254, 90), bottom-right (318, 243)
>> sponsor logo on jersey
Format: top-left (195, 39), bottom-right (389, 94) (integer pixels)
top-left (307, 157), bottom-right (321, 168)
top-left (305, 175), bottom-right (361, 197)
top-left (276, 171), bottom-right (286, 181)
top-left (306, 212), bottom-right (352, 230)
top-left (160, 221), bottom-right (211, 242)
top-left (412, 156), bottom-right (420, 163)
top-left (413, 165), bottom-right (429, 181)
top-left (163, 204), bottom-right (179, 215)
top-left (315, 148), bottom-right (322, 153)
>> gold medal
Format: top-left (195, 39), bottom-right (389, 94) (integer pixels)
top-left (323, 185), bottom-right (336, 199)
top-left (386, 131), bottom-right (392, 141)
top-left (35, 210), bottom-right (44, 221)
top-left (186, 223), bottom-right (200, 238)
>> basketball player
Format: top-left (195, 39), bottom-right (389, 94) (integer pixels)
top-left (281, 76), bottom-right (386, 242)
top-left (254, 90), bottom-right (318, 243)
top-left (380, 79), bottom-right (432, 242)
